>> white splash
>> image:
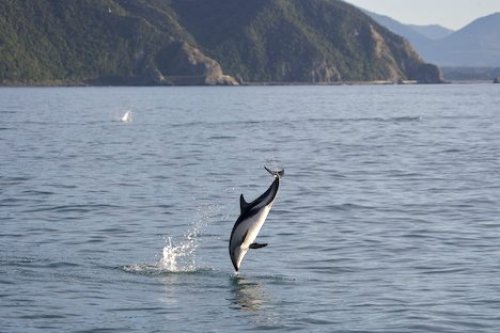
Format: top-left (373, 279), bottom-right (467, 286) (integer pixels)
top-left (157, 204), bottom-right (218, 272)
top-left (158, 236), bottom-right (198, 272)
top-left (121, 110), bottom-right (132, 123)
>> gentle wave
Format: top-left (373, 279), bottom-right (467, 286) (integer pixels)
top-left (307, 115), bottom-right (423, 124)
top-left (24, 204), bottom-right (123, 214)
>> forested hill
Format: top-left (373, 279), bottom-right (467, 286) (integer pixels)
top-left (0, 0), bottom-right (442, 85)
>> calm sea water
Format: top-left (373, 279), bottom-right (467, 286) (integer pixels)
top-left (1, 84), bottom-right (500, 332)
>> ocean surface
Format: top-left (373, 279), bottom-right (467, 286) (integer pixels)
top-left (1, 84), bottom-right (499, 332)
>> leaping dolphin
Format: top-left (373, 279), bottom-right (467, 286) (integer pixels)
top-left (229, 166), bottom-right (284, 272)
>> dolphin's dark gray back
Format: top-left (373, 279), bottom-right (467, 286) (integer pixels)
top-left (235, 169), bottom-right (282, 225)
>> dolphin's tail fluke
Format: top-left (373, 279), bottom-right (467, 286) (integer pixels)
top-left (264, 166), bottom-right (284, 178)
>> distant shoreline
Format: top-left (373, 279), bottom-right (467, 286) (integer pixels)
top-left (0, 79), bottom-right (495, 88)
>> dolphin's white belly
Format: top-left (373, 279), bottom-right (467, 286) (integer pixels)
top-left (232, 203), bottom-right (274, 269)
top-left (241, 205), bottom-right (271, 249)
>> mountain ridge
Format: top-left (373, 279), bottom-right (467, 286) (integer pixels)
top-left (0, 0), bottom-right (442, 85)
top-left (406, 24), bottom-right (453, 40)
top-left (366, 9), bottom-right (500, 67)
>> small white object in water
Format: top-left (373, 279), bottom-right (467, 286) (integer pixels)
top-left (121, 110), bottom-right (132, 123)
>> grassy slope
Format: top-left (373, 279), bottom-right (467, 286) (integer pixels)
top-left (0, 0), bottom-right (174, 83)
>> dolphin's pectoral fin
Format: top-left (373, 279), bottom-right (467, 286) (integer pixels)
top-left (240, 194), bottom-right (250, 212)
top-left (250, 243), bottom-right (268, 249)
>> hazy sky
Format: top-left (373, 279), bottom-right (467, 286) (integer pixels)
top-left (342, 0), bottom-right (500, 30)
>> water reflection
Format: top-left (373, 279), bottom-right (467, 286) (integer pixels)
top-left (229, 275), bottom-right (267, 312)
top-left (160, 273), bottom-right (181, 305)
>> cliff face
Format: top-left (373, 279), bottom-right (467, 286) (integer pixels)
top-left (0, 0), bottom-right (442, 85)
top-left (156, 42), bottom-right (238, 85)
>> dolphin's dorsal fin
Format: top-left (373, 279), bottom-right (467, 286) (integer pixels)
top-left (240, 194), bottom-right (250, 212)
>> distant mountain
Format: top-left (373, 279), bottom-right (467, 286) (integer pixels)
top-left (0, 0), bottom-right (442, 85)
top-left (407, 24), bottom-right (453, 40)
top-left (431, 13), bottom-right (500, 67)
top-left (367, 10), bottom-right (500, 67)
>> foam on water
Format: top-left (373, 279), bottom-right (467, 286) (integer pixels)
top-left (158, 235), bottom-right (198, 272)
top-left (122, 231), bottom-right (202, 275)
top-left (123, 237), bottom-right (202, 275)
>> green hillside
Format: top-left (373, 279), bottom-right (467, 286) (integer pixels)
top-left (0, 0), bottom-right (442, 85)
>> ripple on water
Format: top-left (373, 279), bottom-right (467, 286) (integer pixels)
top-left (122, 263), bottom-right (216, 276)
